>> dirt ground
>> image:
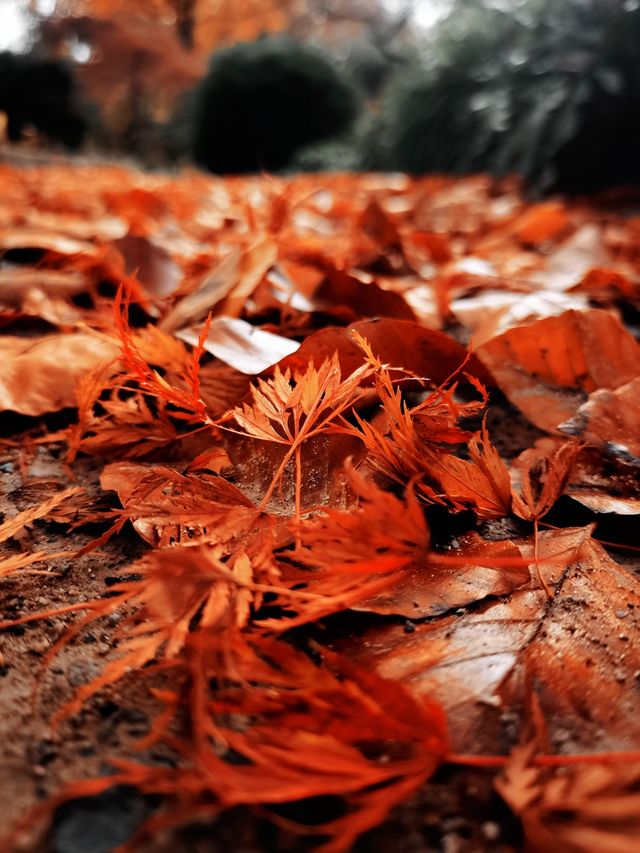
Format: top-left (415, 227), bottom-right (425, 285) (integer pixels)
top-left (2, 402), bottom-right (637, 853)
top-left (0, 434), bottom-right (507, 853)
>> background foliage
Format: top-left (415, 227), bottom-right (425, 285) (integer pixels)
top-left (4, 0), bottom-right (640, 193)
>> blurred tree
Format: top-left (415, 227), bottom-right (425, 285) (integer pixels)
top-left (40, 0), bottom-right (305, 52)
top-left (37, 13), bottom-right (205, 158)
top-left (30, 0), bottom-right (393, 162)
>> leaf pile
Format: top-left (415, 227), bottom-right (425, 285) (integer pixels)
top-left (2, 164), bottom-right (640, 851)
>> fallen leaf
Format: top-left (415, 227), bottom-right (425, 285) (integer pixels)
top-left (341, 529), bottom-right (640, 752)
top-left (565, 449), bottom-right (640, 515)
top-left (478, 310), bottom-right (640, 431)
top-left (100, 462), bottom-right (258, 548)
top-left (559, 378), bottom-right (640, 466)
top-left (160, 238), bottom-right (277, 332)
top-left (0, 334), bottom-right (118, 415)
top-left (511, 439), bottom-right (581, 520)
top-left (451, 289), bottom-right (589, 346)
top-left (498, 747), bottom-right (640, 853)
top-left (279, 318), bottom-right (490, 387)
top-left (511, 201), bottom-right (571, 246)
top-left (177, 316), bottom-right (299, 374)
top-left (359, 532), bottom-right (529, 618)
top-left (314, 268), bottom-right (417, 321)
top-left (0, 487), bottom-right (83, 544)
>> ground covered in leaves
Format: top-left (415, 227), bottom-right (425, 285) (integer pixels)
top-left (1, 162), bottom-right (640, 852)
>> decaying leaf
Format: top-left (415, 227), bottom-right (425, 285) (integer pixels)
top-left (343, 531), bottom-right (640, 752)
top-left (177, 316), bottom-right (299, 374)
top-left (565, 449), bottom-right (640, 515)
top-left (511, 439), bottom-right (581, 520)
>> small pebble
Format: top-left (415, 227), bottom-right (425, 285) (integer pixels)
top-left (441, 834), bottom-right (463, 853)
top-left (29, 639), bottom-right (50, 655)
top-left (67, 660), bottom-right (100, 688)
top-left (404, 620), bottom-right (416, 633)
top-left (615, 610), bottom-right (628, 619)
top-left (481, 821), bottom-right (500, 842)
top-left (442, 817), bottom-right (467, 833)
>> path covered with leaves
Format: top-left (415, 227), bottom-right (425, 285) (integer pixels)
top-left (1, 163), bottom-right (640, 852)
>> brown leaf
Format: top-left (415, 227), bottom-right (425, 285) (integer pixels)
top-left (478, 310), bottom-right (640, 431)
top-left (100, 462), bottom-right (257, 548)
top-left (452, 289), bottom-right (589, 346)
top-left (498, 746), bottom-right (640, 853)
top-left (342, 529), bottom-right (640, 752)
top-left (279, 318), bottom-right (491, 387)
top-left (421, 427), bottom-right (512, 519)
top-left (223, 353), bottom-right (374, 514)
top-left (0, 226), bottom-right (99, 259)
top-left (565, 449), bottom-right (640, 515)
top-left (511, 439), bottom-right (581, 520)
top-left (511, 201), bottom-right (571, 246)
top-left (0, 549), bottom-right (76, 579)
top-left (559, 377), bottom-right (640, 466)
top-left (160, 239), bottom-right (277, 332)
top-left (0, 487), bottom-right (83, 544)
top-left (359, 532), bottom-right (529, 618)
top-left (0, 334), bottom-right (119, 415)
top-left (314, 268), bottom-right (417, 321)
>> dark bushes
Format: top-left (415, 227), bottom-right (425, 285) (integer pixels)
top-left (365, 1), bottom-right (640, 194)
top-left (190, 36), bottom-right (360, 174)
top-left (0, 51), bottom-right (86, 149)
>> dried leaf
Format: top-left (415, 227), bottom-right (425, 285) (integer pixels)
top-left (281, 318), bottom-right (491, 387)
top-left (0, 487), bottom-right (83, 544)
top-left (566, 449), bottom-right (640, 515)
top-left (560, 378), bottom-right (640, 466)
top-left (360, 532), bottom-right (529, 618)
top-left (100, 462), bottom-right (258, 548)
top-left (498, 744), bottom-right (640, 853)
top-left (223, 353), bottom-right (374, 514)
top-left (0, 334), bottom-right (118, 416)
top-left (511, 201), bottom-right (571, 246)
top-left (341, 528), bottom-right (619, 751)
top-left (160, 238), bottom-right (277, 332)
top-left (177, 316), bottom-right (299, 374)
top-left (511, 439), bottom-right (581, 520)
top-left (478, 310), bottom-right (640, 431)
top-left (421, 426), bottom-right (512, 519)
